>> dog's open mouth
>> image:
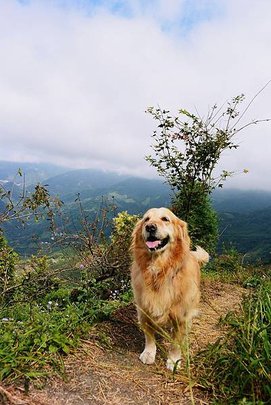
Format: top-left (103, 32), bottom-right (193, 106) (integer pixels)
top-left (145, 235), bottom-right (170, 251)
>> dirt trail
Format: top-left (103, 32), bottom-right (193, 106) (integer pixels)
top-left (3, 281), bottom-right (246, 405)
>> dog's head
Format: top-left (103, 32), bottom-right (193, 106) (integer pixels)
top-left (133, 207), bottom-right (190, 253)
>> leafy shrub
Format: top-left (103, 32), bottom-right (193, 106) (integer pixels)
top-left (0, 174), bottom-right (61, 226)
top-left (111, 211), bottom-right (139, 244)
top-left (77, 211), bottom-right (139, 300)
top-left (172, 187), bottom-right (218, 254)
top-left (196, 285), bottom-right (271, 403)
top-left (16, 255), bottom-right (61, 304)
top-left (109, 211), bottom-right (139, 286)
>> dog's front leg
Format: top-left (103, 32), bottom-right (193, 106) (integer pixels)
top-left (139, 314), bottom-right (156, 365)
top-left (166, 319), bottom-right (186, 371)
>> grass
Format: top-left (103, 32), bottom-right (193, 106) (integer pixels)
top-left (202, 247), bottom-right (271, 287)
top-left (0, 291), bottom-right (125, 384)
top-left (195, 282), bottom-right (271, 403)
top-left (196, 248), bottom-right (271, 403)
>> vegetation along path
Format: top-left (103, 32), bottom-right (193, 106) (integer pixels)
top-left (1, 280), bottom-right (246, 405)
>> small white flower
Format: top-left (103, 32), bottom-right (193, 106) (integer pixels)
top-left (47, 301), bottom-right (53, 310)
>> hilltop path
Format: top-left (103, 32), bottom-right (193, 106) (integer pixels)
top-left (2, 280), bottom-right (246, 405)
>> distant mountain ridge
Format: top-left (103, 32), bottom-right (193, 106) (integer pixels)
top-left (0, 161), bottom-right (271, 262)
top-left (0, 161), bottom-right (70, 187)
top-left (212, 189), bottom-right (271, 213)
top-left (43, 169), bottom-right (131, 197)
top-left (1, 160), bottom-right (271, 213)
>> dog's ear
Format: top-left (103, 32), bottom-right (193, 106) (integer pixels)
top-left (178, 219), bottom-right (191, 247)
top-left (131, 218), bottom-right (143, 244)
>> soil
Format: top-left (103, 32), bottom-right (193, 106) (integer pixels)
top-left (1, 280), bottom-right (246, 405)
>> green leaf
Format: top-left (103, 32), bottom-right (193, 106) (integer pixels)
top-left (49, 344), bottom-right (58, 354)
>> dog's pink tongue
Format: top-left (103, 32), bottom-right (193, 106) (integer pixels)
top-left (146, 240), bottom-right (160, 249)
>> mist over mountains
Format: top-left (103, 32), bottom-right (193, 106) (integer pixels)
top-left (1, 161), bottom-right (271, 262)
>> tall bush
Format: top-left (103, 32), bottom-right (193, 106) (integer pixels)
top-left (172, 184), bottom-right (218, 253)
top-left (146, 93), bottom-right (269, 252)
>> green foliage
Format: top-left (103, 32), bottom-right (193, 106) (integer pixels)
top-left (196, 285), bottom-right (271, 403)
top-left (242, 275), bottom-right (265, 289)
top-left (10, 255), bottom-right (61, 307)
top-left (111, 211), bottom-right (139, 245)
top-left (23, 184), bottom-right (51, 210)
top-left (0, 213), bottom-right (130, 383)
top-left (0, 175), bottom-right (136, 385)
top-left (207, 245), bottom-right (244, 273)
top-left (203, 252), bottom-right (271, 287)
top-left (146, 95), bottom-right (268, 253)
top-left (172, 186), bottom-right (218, 253)
top-left (0, 282), bottom-right (124, 382)
top-left (110, 211), bottom-right (139, 276)
top-left (0, 302), bottom-right (91, 381)
top-left (146, 95), bottom-right (256, 195)
top-left (0, 234), bottom-right (19, 305)
top-left (107, 211), bottom-right (139, 293)
top-left (73, 210), bottom-right (138, 301)
top-left (42, 288), bottom-right (71, 309)
top-left (0, 177), bottom-right (61, 225)
top-left (218, 206), bottom-right (271, 264)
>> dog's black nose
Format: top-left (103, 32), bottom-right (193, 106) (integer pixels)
top-left (145, 223), bottom-right (157, 233)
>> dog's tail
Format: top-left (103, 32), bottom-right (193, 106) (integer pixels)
top-left (191, 246), bottom-right (209, 266)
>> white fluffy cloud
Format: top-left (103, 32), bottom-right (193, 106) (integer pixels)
top-left (0, 0), bottom-right (270, 188)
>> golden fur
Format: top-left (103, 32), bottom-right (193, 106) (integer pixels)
top-left (130, 207), bottom-right (209, 370)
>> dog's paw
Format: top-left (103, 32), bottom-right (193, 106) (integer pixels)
top-left (139, 349), bottom-right (156, 365)
top-left (166, 357), bottom-right (181, 372)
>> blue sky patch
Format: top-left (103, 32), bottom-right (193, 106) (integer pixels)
top-left (15, 0), bottom-right (224, 31)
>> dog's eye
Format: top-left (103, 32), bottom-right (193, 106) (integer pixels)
top-left (144, 217), bottom-right (150, 222)
top-left (161, 216), bottom-right (170, 222)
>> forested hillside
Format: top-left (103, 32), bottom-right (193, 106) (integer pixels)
top-left (1, 161), bottom-right (271, 262)
top-left (212, 188), bottom-right (271, 213)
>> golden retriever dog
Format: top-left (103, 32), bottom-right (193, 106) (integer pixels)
top-left (130, 207), bottom-right (209, 371)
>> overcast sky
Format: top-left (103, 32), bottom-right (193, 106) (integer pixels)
top-left (0, 0), bottom-right (271, 189)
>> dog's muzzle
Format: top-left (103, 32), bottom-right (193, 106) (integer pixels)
top-left (144, 223), bottom-right (170, 251)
